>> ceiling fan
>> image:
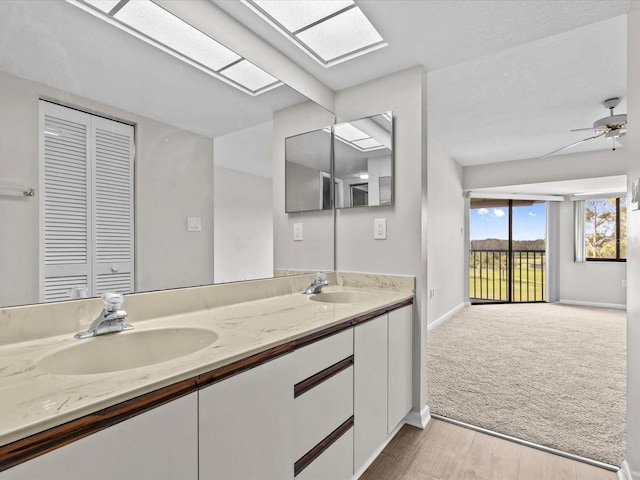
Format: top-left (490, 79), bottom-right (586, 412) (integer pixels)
top-left (540, 97), bottom-right (627, 158)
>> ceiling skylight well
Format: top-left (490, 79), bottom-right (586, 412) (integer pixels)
top-left (334, 123), bottom-right (384, 152)
top-left (245, 0), bottom-right (387, 67)
top-left (71, 0), bottom-right (281, 95)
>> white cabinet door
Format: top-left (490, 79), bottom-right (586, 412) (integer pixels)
top-left (354, 314), bottom-right (388, 472)
top-left (388, 305), bottom-right (414, 433)
top-left (199, 353), bottom-right (295, 480)
top-left (1, 393), bottom-right (198, 480)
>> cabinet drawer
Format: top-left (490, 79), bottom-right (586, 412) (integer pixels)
top-left (293, 328), bottom-right (353, 383)
top-left (293, 366), bottom-right (353, 461)
top-left (296, 426), bottom-right (353, 480)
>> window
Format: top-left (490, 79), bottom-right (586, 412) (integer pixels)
top-left (585, 197), bottom-right (627, 261)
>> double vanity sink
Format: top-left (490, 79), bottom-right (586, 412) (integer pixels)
top-left (36, 290), bottom-right (377, 377)
top-left (0, 273), bottom-right (415, 458)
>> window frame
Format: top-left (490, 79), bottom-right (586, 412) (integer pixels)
top-left (585, 196), bottom-right (627, 262)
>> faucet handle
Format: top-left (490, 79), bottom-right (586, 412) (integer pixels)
top-left (316, 272), bottom-right (328, 285)
top-left (102, 292), bottom-right (124, 312)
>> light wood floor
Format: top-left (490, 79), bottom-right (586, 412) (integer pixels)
top-left (360, 419), bottom-right (617, 480)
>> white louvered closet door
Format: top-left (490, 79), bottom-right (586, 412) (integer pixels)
top-left (40, 103), bottom-right (92, 302)
top-left (92, 116), bottom-right (134, 295)
top-left (39, 101), bottom-right (134, 302)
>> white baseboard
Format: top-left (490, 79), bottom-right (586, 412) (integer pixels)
top-left (427, 303), bottom-right (465, 331)
top-left (558, 299), bottom-right (626, 310)
top-left (404, 404), bottom-right (431, 429)
top-left (619, 461), bottom-right (635, 480)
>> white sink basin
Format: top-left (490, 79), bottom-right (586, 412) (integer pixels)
top-left (309, 291), bottom-right (378, 304)
top-left (38, 327), bottom-right (218, 375)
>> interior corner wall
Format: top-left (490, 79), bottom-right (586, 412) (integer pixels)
top-left (333, 66), bottom-right (428, 413)
top-left (626, 3), bottom-right (640, 478)
top-left (556, 201), bottom-right (626, 308)
top-left (273, 101), bottom-right (335, 273)
top-left (213, 166), bottom-right (273, 283)
top-left (426, 140), bottom-right (465, 325)
top-left (212, 122), bottom-right (274, 284)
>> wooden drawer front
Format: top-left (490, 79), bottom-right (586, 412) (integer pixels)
top-left (293, 328), bottom-right (353, 384)
top-left (296, 426), bottom-right (353, 480)
top-left (293, 366), bottom-right (354, 461)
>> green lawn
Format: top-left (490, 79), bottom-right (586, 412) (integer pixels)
top-left (469, 255), bottom-right (545, 302)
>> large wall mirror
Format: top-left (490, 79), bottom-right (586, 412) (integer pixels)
top-left (284, 129), bottom-right (332, 213)
top-left (284, 111), bottom-right (394, 212)
top-left (334, 112), bottom-right (394, 208)
top-left (0, 0), bottom-right (334, 308)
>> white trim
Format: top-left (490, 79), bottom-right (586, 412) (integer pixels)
top-left (403, 404), bottom-right (431, 429)
top-left (618, 461), bottom-right (634, 480)
top-left (465, 192), bottom-right (564, 202)
top-left (351, 420), bottom-right (405, 480)
top-left (568, 191), bottom-right (627, 201)
top-left (558, 299), bottom-right (626, 310)
top-left (427, 303), bottom-right (465, 331)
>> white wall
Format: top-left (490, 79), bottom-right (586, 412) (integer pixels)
top-left (0, 70), bottom-right (215, 306)
top-left (213, 166), bottom-right (273, 283)
top-left (556, 201), bottom-right (626, 308)
top-left (273, 101), bottom-right (335, 273)
top-left (212, 122), bottom-right (274, 283)
top-left (426, 140), bottom-right (466, 324)
top-left (212, 121), bottom-right (272, 179)
top-left (333, 67), bottom-right (429, 416)
top-left (285, 161), bottom-right (323, 212)
top-left (626, 3), bottom-right (640, 478)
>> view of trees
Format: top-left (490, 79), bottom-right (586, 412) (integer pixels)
top-left (585, 198), bottom-right (627, 259)
top-left (470, 238), bottom-right (545, 251)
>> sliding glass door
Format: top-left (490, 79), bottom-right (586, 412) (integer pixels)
top-left (469, 199), bottom-right (546, 303)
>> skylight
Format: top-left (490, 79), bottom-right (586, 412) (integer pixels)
top-left (334, 124), bottom-right (384, 152)
top-left (245, 0), bottom-right (387, 67)
top-left (70, 0), bottom-right (281, 95)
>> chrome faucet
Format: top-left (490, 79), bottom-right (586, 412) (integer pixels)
top-left (75, 292), bottom-right (133, 339)
top-left (303, 272), bottom-right (328, 295)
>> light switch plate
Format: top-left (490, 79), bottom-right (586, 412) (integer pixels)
top-left (187, 217), bottom-right (202, 232)
top-left (293, 223), bottom-right (303, 241)
top-left (374, 218), bottom-right (387, 240)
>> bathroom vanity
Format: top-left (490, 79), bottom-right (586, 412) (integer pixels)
top-left (0, 272), bottom-right (414, 479)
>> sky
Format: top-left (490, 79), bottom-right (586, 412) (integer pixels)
top-left (470, 202), bottom-right (546, 241)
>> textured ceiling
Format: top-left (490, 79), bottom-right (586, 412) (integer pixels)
top-left (216, 0), bottom-right (630, 168)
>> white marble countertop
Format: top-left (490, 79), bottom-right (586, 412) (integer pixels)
top-left (0, 284), bottom-right (412, 447)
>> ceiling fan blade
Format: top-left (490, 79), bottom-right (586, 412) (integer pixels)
top-left (570, 127), bottom-right (600, 132)
top-left (539, 131), bottom-right (606, 159)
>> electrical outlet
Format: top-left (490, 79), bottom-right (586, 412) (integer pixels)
top-left (374, 218), bottom-right (387, 240)
top-left (622, 279), bottom-right (627, 288)
top-left (293, 223), bottom-right (303, 241)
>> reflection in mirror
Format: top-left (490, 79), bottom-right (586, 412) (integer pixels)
top-left (0, 1), bottom-right (333, 308)
top-left (284, 129), bottom-right (332, 213)
top-left (334, 112), bottom-right (393, 208)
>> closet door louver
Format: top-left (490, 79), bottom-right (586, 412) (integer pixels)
top-left (41, 104), bottom-right (92, 302)
top-left (92, 117), bottom-right (134, 295)
top-left (40, 101), bottom-right (134, 302)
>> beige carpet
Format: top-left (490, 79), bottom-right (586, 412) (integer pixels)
top-left (427, 303), bottom-right (626, 466)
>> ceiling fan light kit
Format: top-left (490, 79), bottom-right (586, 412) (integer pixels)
top-left (540, 97), bottom-right (627, 158)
